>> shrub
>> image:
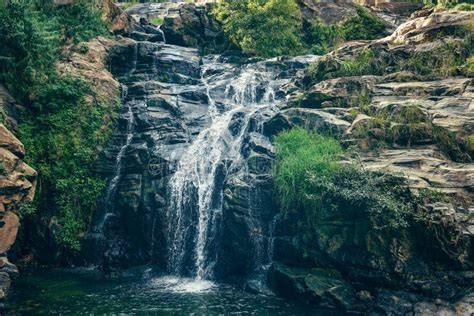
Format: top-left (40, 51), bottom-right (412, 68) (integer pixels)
top-left (306, 19), bottom-right (343, 55)
top-left (213, 0), bottom-right (305, 57)
top-left (0, 1), bottom-right (108, 103)
top-left (305, 6), bottom-right (386, 55)
top-left (0, 1), bottom-right (59, 104)
top-left (306, 167), bottom-right (414, 231)
top-left (339, 6), bottom-right (387, 41)
top-left (19, 75), bottom-right (116, 251)
top-left (50, 1), bottom-right (109, 44)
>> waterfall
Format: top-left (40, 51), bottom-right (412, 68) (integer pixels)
top-left (166, 56), bottom-right (278, 280)
top-left (92, 21), bottom-right (318, 279)
top-left (97, 85), bottom-right (135, 233)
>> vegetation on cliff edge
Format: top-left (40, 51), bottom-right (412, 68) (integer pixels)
top-left (0, 0), bottom-right (114, 251)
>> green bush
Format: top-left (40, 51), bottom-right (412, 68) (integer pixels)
top-left (339, 6), bottom-right (387, 41)
top-left (0, 1), bottom-right (59, 104)
top-left (306, 19), bottom-right (343, 55)
top-left (214, 1), bottom-right (388, 57)
top-left (0, 1), bottom-right (108, 104)
top-left (274, 128), bottom-right (415, 234)
top-left (214, 0), bottom-right (305, 57)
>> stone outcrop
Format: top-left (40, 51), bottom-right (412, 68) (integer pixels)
top-left (265, 9), bottom-right (474, 314)
top-left (97, 0), bottom-right (132, 34)
top-left (58, 37), bottom-right (124, 106)
top-left (0, 88), bottom-right (36, 302)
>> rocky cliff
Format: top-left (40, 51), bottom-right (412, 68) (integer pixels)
top-left (264, 8), bottom-right (474, 314)
top-left (0, 87), bottom-right (36, 302)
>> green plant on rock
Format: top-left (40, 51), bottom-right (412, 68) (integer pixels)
top-left (400, 39), bottom-right (472, 77)
top-left (424, 0), bottom-right (474, 10)
top-left (338, 6), bottom-right (387, 41)
top-left (339, 48), bottom-right (385, 77)
top-left (213, 0), bottom-right (305, 58)
top-left (273, 128), bottom-right (415, 236)
top-left (150, 16), bottom-right (164, 26)
top-left (350, 104), bottom-right (471, 162)
top-left (19, 75), bottom-right (116, 251)
top-left (306, 18), bottom-right (343, 55)
top-left (274, 128), bottom-right (342, 211)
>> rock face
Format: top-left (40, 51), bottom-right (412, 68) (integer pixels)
top-left (0, 88), bottom-right (36, 302)
top-left (265, 9), bottom-right (474, 314)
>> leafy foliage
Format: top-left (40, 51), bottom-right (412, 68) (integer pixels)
top-left (214, 1), bottom-right (387, 57)
top-left (274, 129), bottom-right (416, 233)
top-left (338, 6), bottom-right (387, 41)
top-left (213, 0), bottom-right (305, 57)
top-left (19, 76), bottom-right (116, 251)
top-left (0, 1), bottom-right (108, 103)
top-left (0, 1), bottom-right (114, 251)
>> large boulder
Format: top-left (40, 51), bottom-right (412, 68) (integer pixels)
top-left (162, 3), bottom-right (228, 51)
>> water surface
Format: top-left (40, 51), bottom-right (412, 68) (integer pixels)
top-left (6, 269), bottom-right (346, 315)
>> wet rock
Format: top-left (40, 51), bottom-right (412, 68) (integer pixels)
top-left (268, 263), bottom-right (356, 310)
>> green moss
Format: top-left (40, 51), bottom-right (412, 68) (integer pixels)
top-left (150, 16), bottom-right (164, 26)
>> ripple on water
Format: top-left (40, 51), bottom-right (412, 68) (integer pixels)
top-left (7, 269), bottom-right (348, 315)
top-left (150, 276), bottom-right (215, 293)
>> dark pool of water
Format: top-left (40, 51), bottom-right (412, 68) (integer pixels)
top-left (5, 268), bottom-right (346, 315)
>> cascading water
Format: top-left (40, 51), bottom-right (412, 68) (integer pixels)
top-left (97, 84), bottom-right (136, 234)
top-left (104, 86), bottom-right (135, 213)
top-left (166, 56), bottom-right (279, 280)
